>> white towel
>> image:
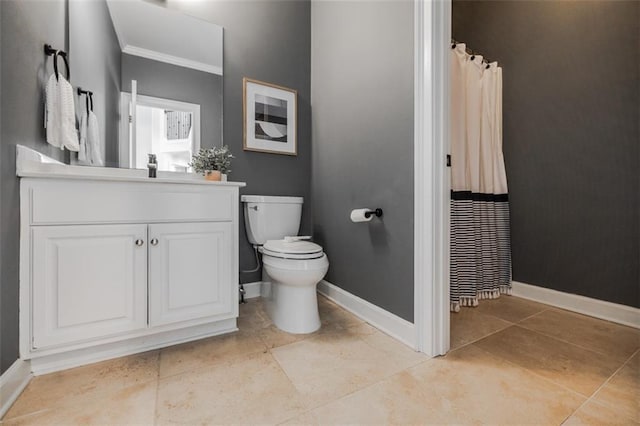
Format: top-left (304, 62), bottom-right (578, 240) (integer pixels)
top-left (87, 110), bottom-right (103, 166)
top-left (78, 110), bottom-right (89, 164)
top-left (45, 73), bottom-right (79, 151)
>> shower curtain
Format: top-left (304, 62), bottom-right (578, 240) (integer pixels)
top-left (450, 43), bottom-right (511, 312)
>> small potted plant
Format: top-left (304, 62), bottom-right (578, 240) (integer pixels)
top-left (190, 146), bottom-right (234, 181)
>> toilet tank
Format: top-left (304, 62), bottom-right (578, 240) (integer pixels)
top-left (241, 195), bottom-right (303, 245)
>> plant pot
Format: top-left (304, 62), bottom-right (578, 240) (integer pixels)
top-left (205, 170), bottom-right (222, 181)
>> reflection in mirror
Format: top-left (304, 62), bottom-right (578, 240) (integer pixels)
top-left (69, 0), bottom-right (223, 171)
top-left (121, 93), bottom-right (200, 172)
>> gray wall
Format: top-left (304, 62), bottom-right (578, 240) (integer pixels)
top-left (69, 0), bottom-right (121, 167)
top-left (0, 0), bottom-right (68, 374)
top-left (452, 1), bottom-right (640, 307)
top-left (311, 1), bottom-right (415, 321)
top-left (152, 1), bottom-right (312, 283)
top-left (121, 53), bottom-right (223, 152)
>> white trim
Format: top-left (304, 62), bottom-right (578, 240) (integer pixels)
top-left (0, 359), bottom-right (32, 418)
top-left (242, 281), bottom-right (262, 299)
top-left (122, 45), bottom-right (223, 76)
top-left (414, 0), bottom-right (451, 357)
top-left (317, 280), bottom-right (416, 349)
top-left (512, 281), bottom-right (640, 329)
top-left (29, 319), bottom-right (237, 376)
top-left (119, 94), bottom-right (131, 168)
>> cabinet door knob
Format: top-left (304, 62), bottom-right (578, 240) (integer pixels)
top-left (135, 239), bottom-right (144, 246)
top-left (151, 238), bottom-right (159, 246)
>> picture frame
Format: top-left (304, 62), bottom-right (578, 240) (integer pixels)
top-left (243, 77), bottom-right (297, 156)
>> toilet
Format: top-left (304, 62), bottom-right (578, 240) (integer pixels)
top-left (241, 195), bottom-right (329, 334)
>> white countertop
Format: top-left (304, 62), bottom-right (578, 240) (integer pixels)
top-left (16, 145), bottom-right (246, 187)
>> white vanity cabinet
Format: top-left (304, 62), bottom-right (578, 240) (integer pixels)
top-left (19, 173), bottom-right (245, 375)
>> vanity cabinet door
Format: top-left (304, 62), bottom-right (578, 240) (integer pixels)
top-left (31, 224), bottom-right (148, 349)
top-left (148, 222), bottom-right (234, 326)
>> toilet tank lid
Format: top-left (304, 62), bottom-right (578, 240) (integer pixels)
top-left (241, 195), bottom-right (303, 204)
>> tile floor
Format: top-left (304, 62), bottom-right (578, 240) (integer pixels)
top-left (3, 295), bottom-right (639, 425)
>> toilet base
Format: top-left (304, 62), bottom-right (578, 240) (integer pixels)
top-left (262, 280), bottom-right (321, 334)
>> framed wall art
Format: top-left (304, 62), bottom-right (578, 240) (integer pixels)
top-left (243, 78), bottom-right (297, 156)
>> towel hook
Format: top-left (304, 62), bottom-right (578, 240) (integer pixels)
top-left (44, 44), bottom-right (70, 81)
top-left (77, 88), bottom-right (94, 114)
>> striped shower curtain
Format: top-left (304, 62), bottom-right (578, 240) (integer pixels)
top-left (450, 43), bottom-right (512, 312)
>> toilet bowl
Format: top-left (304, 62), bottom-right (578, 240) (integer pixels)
top-left (261, 248), bottom-right (329, 334)
top-left (241, 195), bottom-right (329, 334)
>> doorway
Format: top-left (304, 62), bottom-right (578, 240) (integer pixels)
top-left (119, 93), bottom-right (201, 171)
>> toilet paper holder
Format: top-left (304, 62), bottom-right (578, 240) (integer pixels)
top-left (365, 208), bottom-right (383, 219)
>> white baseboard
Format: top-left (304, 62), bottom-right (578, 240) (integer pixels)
top-left (241, 281), bottom-right (262, 299)
top-left (317, 280), bottom-right (416, 349)
top-left (28, 319), bottom-right (237, 375)
top-left (512, 281), bottom-right (640, 329)
top-left (0, 359), bottom-right (32, 418)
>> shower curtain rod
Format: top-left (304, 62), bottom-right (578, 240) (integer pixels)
top-left (451, 38), bottom-right (495, 69)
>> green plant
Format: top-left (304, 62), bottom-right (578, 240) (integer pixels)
top-left (190, 146), bottom-right (234, 175)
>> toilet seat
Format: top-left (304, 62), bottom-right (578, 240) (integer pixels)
top-left (260, 239), bottom-right (324, 260)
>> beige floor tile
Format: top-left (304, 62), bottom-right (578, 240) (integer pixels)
top-left (158, 329), bottom-right (267, 378)
top-left (279, 410), bottom-right (319, 425)
top-left (3, 381), bottom-right (157, 426)
top-left (313, 345), bottom-right (584, 425)
top-left (317, 295), bottom-right (364, 330)
top-left (6, 295), bottom-right (635, 426)
top-left (271, 327), bottom-right (426, 410)
top-left (257, 315), bottom-right (376, 350)
top-left (359, 329), bottom-right (427, 364)
top-left (450, 308), bottom-right (512, 349)
top-left (4, 351), bottom-right (159, 420)
top-left (156, 351), bottom-right (306, 425)
top-left (563, 399), bottom-right (639, 425)
top-left (475, 295), bottom-right (549, 322)
top-left (590, 350), bottom-right (640, 422)
top-left (474, 325), bottom-right (623, 396)
top-left (258, 324), bottom-right (309, 349)
top-left (238, 298), bottom-right (272, 331)
top-left (519, 308), bottom-right (640, 363)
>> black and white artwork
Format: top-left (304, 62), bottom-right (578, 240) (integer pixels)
top-left (244, 78), bottom-right (297, 155)
top-left (254, 95), bottom-right (288, 143)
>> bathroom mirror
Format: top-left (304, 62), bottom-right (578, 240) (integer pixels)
top-left (69, 0), bottom-right (223, 170)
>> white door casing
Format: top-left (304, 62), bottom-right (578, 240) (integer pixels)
top-left (414, 0), bottom-right (451, 357)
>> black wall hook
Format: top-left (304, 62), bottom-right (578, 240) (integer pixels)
top-left (44, 44), bottom-right (69, 81)
top-left (44, 44), bottom-right (65, 57)
top-left (364, 208), bottom-right (383, 219)
top-left (77, 88), bottom-right (94, 114)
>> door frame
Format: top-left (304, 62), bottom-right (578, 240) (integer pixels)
top-left (119, 93), bottom-right (201, 169)
top-left (413, 0), bottom-right (451, 357)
